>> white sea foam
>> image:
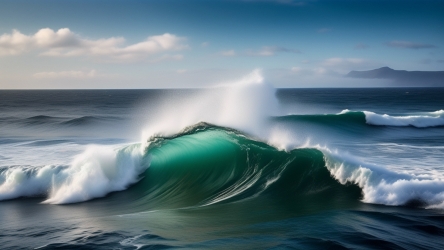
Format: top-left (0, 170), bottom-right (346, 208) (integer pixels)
top-left (338, 109), bottom-right (351, 115)
top-left (265, 129), bottom-right (444, 209)
top-left (323, 148), bottom-right (444, 209)
top-left (364, 110), bottom-right (444, 127)
top-left (0, 144), bottom-right (146, 204)
top-left (0, 165), bottom-right (61, 201)
top-left (266, 126), bottom-right (311, 152)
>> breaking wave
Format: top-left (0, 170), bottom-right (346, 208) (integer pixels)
top-left (0, 69), bottom-right (443, 211)
top-left (280, 109), bottom-right (444, 128)
top-left (1, 123), bottom-right (443, 210)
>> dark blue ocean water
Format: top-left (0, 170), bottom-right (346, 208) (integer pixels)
top-left (1, 87), bottom-right (444, 249)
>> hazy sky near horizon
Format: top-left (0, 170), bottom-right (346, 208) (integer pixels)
top-left (0, 0), bottom-right (443, 89)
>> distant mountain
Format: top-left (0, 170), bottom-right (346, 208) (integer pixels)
top-left (346, 67), bottom-right (444, 86)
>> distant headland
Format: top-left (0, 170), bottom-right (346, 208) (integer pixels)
top-left (346, 67), bottom-right (444, 86)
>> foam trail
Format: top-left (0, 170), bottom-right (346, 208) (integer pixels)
top-left (364, 110), bottom-right (444, 127)
top-left (0, 165), bottom-right (64, 201)
top-left (263, 127), bottom-right (444, 210)
top-left (0, 144), bottom-right (147, 204)
top-left (141, 69), bottom-right (278, 144)
top-left (323, 148), bottom-right (444, 209)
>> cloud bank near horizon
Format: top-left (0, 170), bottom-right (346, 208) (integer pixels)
top-left (0, 28), bottom-right (188, 62)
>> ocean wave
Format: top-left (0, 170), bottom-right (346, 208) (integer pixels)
top-left (60, 116), bottom-right (120, 126)
top-left (0, 124), bottom-right (357, 206)
top-left (280, 110), bottom-right (364, 122)
top-left (23, 115), bottom-right (65, 126)
top-left (136, 125), bottom-right (360, 209)
top-left (324, 149), bottom-right (444, 209)
top-left (280, 110), bottom-right (444, 128)
top-left (0, 143), bottom-right (146, 204)
top-left (363, 110), bottom-right (444, 128)
top-left (0, 115), bottom-right (121, 128)
top-left (2, 123), bottom-right (442, 209)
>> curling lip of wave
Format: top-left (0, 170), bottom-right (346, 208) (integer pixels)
top-left (136, 125), bottom-right (361, 209)
top-left (145, 121), bottom-right (244, 145)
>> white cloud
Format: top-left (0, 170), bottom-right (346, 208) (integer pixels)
top-left (0, 28), bottom-right (188, 62)
top-left (0, 29), bottom-right (33, 55)
top-left (34, 28), bottom-right (82, 48)
top-left (176, 69), bottom-right (187, 74)
top-left (33, 70), bottom-right (97, 79)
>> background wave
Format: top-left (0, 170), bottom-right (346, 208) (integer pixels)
top-left (279, 110), bottom-right (444, 128)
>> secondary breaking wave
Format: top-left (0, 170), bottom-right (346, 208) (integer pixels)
top-left (0, 144), bottom-right (146, 204)
top-left (280, 110), bottom-right (444, 128)
top-left (364, 110), bottom-right (444, 128)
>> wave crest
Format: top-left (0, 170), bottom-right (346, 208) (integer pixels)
top-left (364, 110), bottom-right (444, 128)
top-left (282, 110), bottom-right (444, 128)
top-left (324, 150), bottom-right (444, 209)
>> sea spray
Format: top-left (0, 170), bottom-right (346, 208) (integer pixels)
top-left (141, 69), bottom-right (279, 144)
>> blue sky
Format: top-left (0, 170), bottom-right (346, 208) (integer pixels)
top-left (0, 0), bottom-right (443, 88)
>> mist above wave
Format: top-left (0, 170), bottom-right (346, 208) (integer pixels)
top-left (141, 69), bottom-right (279, 144)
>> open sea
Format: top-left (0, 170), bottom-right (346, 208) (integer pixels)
top-left (1, 78), bottom-right (444, 249)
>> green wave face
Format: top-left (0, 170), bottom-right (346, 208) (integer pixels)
top-left (130, 126), bottom-right (361, 211)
